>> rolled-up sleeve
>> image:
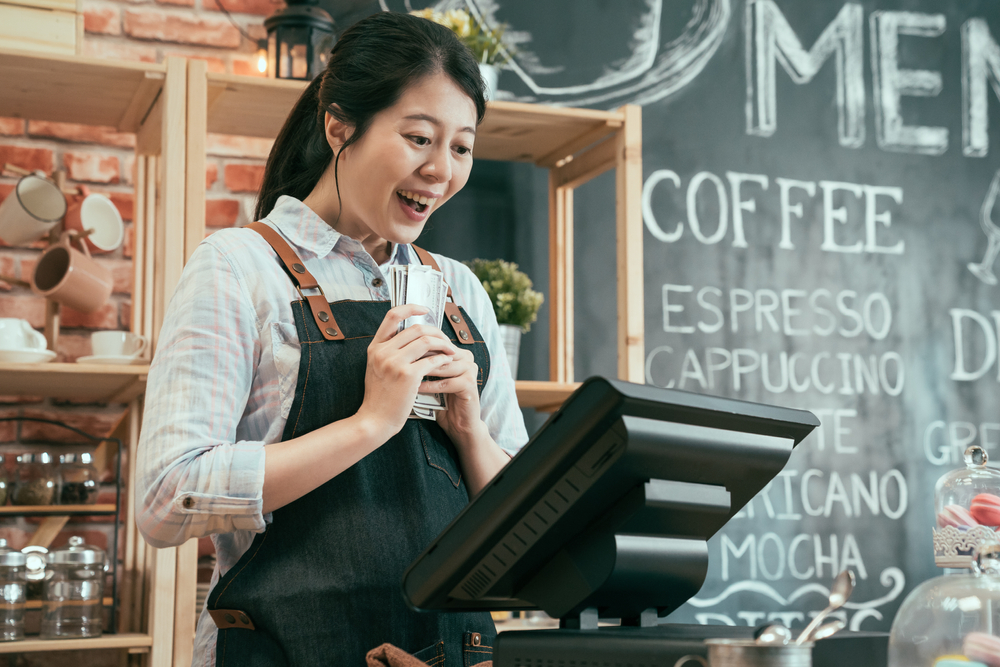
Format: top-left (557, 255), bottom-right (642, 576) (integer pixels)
top-left (136, 241), bottom-right (267, 548)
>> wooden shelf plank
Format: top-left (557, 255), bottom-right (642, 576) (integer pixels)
top-left (24, 597), bottom-right (114, 610)
top-left (201, 72), bottom-right (623, 165)
top-left (0, 48), bottom-right (165, 132)
top-left (0, 633), bottom-right (152, 654)
top-left (0, 363), bottom-right (148, 403)
top-left (515, 380), bottom-right (581, 411)
top-left (0, 504), bottom-right (116, 515)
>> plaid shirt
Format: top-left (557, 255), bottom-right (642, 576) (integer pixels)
top-left (135, 196), bottom-right (528, 666)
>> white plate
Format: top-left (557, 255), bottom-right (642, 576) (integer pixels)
top-left (0, 348), bottom-right (56, 364)
top-left (76, 354), bottom-right (145, 366)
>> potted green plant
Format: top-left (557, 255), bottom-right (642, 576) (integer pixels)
top-left (465, 258), bottom-right (544, 378)
top-left (410, 7), bottom-right (511, 99)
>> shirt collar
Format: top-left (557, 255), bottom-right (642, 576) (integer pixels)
top-left (264, 196), bottom-right (416, 267)
top-left (263, 195), bottom-right (341, 259)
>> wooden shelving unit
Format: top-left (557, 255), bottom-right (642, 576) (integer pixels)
top-left (0, 504), bottom-right (116, 515)
top-left (0, 47), bottom-right (188, 666)
top-left (0, 364), bottom-right (147, 403)
top-left (0, 633), bottom-right (153, 654)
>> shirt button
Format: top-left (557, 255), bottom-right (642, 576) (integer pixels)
top-left (182, 496), bottom-right (195, 509)
top-left (372, 278), bottom-right (383, 288)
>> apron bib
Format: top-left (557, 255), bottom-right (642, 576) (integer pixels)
top-left (207, 225), bottom-right (496, 666)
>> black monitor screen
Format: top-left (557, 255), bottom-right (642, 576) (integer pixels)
top-left (402, 377), bottom-right (819, 620)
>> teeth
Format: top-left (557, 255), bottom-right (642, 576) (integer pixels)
top-left (398, 190), bottom-right (438, 207)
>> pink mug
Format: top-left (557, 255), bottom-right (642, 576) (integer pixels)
top-left (31, 231), bottom-right (113, 312)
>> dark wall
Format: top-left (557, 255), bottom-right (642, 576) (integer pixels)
top-left (334, 0), bottom-right (1000, 633)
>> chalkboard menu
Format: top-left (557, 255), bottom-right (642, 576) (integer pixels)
top-left (460, 0), bottom-right (1000, 633)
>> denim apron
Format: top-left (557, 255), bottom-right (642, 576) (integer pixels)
top-left (206, 223), bottom-right (497, 666)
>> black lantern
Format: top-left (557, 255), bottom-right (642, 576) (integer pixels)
top-left (264, 0), bottom-right (335, 80)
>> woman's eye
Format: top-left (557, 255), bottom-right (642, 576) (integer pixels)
top-left (410, 136), bottom-right (430, 146)
top-left (454, 145), bottom-right (472, 156)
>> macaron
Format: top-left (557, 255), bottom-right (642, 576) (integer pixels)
top-left (964, 632), bottom-right (1000, 667)
top-left (939, 504), bottom-right (979, 528)
top-left (970, 494), bottom-right (1000, 527)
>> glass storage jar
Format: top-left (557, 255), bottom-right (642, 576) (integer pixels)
top-left (934, 446), bottom-right (1000, 568)
top-left (889, 543), bottom-right (1000, 666)
top-left (0, 539), bottom-right (26, 642)
top-left (21, 546), bottom-right (48, 600)
top-left (40, 536), bottom-right (106, 639)
top-left (11, 453), bottom-right (54, 506)
top-left (57, 453), bottom-right (98, 505)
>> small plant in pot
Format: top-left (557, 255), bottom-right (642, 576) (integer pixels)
top-left (465, 258), bottom-right (544, 378)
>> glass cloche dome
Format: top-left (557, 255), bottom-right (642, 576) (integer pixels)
top-left (888, 446), bottom-right (1000, 666)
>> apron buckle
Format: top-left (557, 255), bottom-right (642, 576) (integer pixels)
top-left (209, 608), bottom-right (256, 630)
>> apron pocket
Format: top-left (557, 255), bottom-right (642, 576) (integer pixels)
top-left (417, 423), bottom-right (463, 489)
top-left (462, 631), bottom-right (493, 667)
top-left (413, 640), bottom-right (445, 666)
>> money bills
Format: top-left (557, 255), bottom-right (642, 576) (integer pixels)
top-left (387, 264), bottom-right (448, 420)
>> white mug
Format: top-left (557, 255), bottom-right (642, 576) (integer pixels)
top-left (0, 318), bottom-right (46, 351)
top-left (0, 174), bottom-right (67, 246)
top-left (63, 187), bottom-right (124, 254)
top-left (91, 331), bottom-right (149, 358)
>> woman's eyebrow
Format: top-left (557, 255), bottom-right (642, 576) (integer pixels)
top-left (403, 113), bottom-right (476, 136)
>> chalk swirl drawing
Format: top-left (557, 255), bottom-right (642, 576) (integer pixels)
top-left (378, 0), bottom-right (731, 109)
top-left (687, 567), bottom-right (906, 626)
top-left (967, 169), bottom-right (1000, 286)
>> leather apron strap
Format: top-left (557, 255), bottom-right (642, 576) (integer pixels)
top-left (410, 244), bottom-right (474, 346)
top-left (246, 222), bottom-right (344, 341)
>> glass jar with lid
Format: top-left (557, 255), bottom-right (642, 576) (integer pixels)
top-left (57, 453), bottom-right (98, 505)
top-left (11, 453), bottom-right (54, 506)
top-left (889, 445), bottom-right (1000, 666)
top-left (40, 536), bottom-right (106, 639)
top-left (0, 539), bottom-right (26, 642)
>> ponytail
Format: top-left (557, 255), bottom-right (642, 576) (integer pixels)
top-left (255, 75), bottom-right (331, 221)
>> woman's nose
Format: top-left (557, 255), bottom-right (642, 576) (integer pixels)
top-left (420, 145), bottom-right (452, 182)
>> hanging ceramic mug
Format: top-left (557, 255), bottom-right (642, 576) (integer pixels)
top-left (0, 173), bottom-right (67, 246)
top-left (31, 231), bottom-right (113, 313)
top-left (62, 186), bottom-right (124, 254)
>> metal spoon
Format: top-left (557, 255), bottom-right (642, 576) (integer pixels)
top-left (796, 570), bottom-right (856, 645)
top-left (807, 619), bottom-right (846, 643)
top-left (754, 624), bottom-right (792, 646)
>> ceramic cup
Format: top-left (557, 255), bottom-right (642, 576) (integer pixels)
top-left (0, 318), bottom-right (46, 351)
top-left (90, 331), bottom-right (148, 358)
top-left (0, 173), bottom-right (67, 246)
top-left (63, 186), bottom-right (124, 254)
top-left (31, 231), bottom-right (113, 313)
top-left (674, 639), bottom-right (813, 667)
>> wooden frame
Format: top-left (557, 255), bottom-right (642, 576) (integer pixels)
top-left (0, 49), bottom-right (189, 666)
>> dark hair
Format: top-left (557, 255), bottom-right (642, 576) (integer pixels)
top-left (255, 11), bottom-right (488, 220)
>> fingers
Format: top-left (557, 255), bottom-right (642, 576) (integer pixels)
top-left (372, 304), bottom-right (431, 344)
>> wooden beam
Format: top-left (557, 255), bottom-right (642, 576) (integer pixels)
top-left (536, 121), bottom-right (620, 169)
top-left (172, 539), bottom-right (198, 666)
top-left (26, 515), bottom-right (69, 547)
top-left (119, 71), bottom-right (165, 134)
top-left (148, 546), bottom-right (177, 667)
top-left (185, 59), bottom-right (207, 264)
top-left (550, 136), bottom-right (617, 190)
top-left (548, 176), bottom-right (573, 383)
top-left (615, 105), bottom-right (644, 383)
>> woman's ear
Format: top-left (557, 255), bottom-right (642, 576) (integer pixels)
top-left (324, 105), bottom-right (354, 152)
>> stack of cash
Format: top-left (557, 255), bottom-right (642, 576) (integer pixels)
top-left (388, 264), bottom-right (448, 420)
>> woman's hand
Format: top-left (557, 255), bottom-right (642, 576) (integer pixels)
top-left (422, 345), bottom-right (488, 448)
top-left (356, 304), bottom-right (458, 442)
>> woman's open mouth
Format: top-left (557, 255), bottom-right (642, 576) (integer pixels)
top-left (396, 190), bottom-right (438, 214)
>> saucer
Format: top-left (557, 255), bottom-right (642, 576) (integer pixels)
top-left (76, 354), bottom-right (145, 366)
top-left (0, 348), bottom-right (56, 364)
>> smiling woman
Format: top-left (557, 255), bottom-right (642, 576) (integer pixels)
top-left (135, 11), bottom-right (527, 667)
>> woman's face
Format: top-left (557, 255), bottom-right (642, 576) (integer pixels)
top-left (330, 71), bottom-right (477, 247)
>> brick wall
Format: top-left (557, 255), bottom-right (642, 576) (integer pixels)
top-left (0, 2), bottom-right (276, 655)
